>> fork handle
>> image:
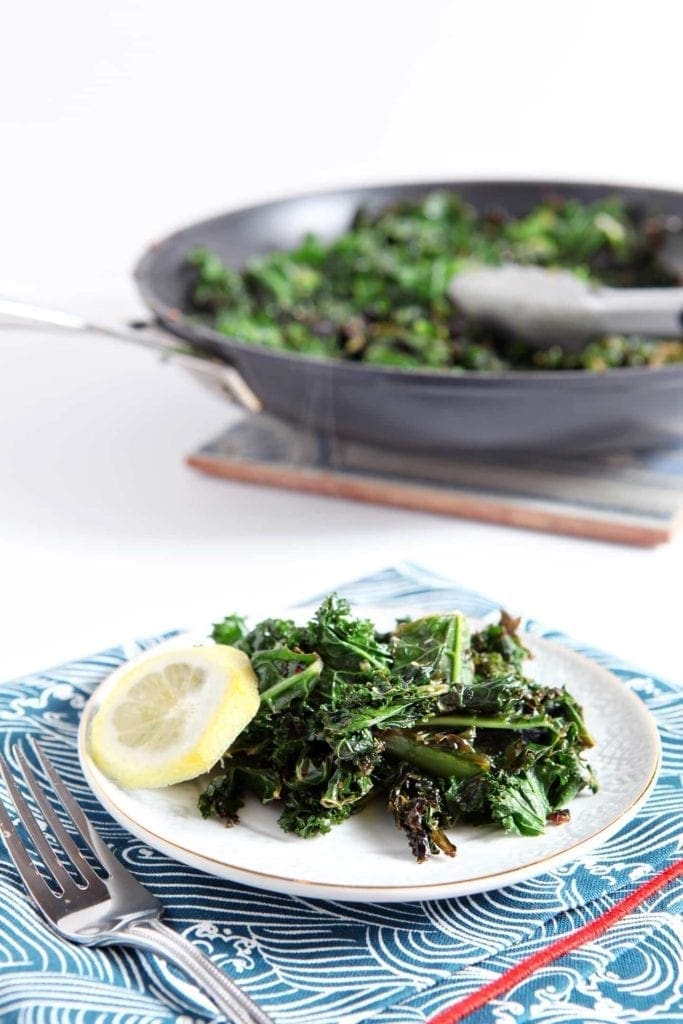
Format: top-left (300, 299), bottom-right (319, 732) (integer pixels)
top-left (122, 917), bottom-right (275, 1024)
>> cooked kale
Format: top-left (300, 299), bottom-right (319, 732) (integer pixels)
top-left (185, 191), bottom-right (682, 372)
top-left (198, 596), bottom-right (597, 862)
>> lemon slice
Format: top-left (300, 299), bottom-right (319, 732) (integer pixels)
top-left (89, 645), bottom-right (259, 789)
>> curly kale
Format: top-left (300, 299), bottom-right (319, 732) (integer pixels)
top-left (185, 191), bottom-right (683, 372)
top-left (199, 596), bottom-right (597, 861)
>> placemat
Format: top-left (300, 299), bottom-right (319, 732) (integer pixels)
top-left (0, 565), bottom-right (681, 1024)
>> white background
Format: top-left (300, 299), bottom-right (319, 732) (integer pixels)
top-left (0, 0), bottom-right (681, 682)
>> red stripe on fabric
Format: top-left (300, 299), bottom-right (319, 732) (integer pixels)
top-left (427, 858), bottom-right (683, 1024)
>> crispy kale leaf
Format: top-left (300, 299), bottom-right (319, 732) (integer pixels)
top-left (186, 192), bottom-right (683, 372)
top-left (201, 599), bottom-right (597, 861)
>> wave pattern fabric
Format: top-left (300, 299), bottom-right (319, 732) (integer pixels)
top-left (0, 564), bottom-right (681, 1024)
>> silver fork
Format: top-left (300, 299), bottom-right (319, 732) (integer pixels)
top-left (0, 740), bottom-right (276, 1024)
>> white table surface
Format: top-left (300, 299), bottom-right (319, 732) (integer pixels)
top-left (1, 0), bottom-right (681, 685)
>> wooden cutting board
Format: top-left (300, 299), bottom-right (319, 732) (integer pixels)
top-left (187, 415), bottom-right (683, 547)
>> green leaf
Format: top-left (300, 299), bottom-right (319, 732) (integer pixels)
top-left (392, 612), bottom-right (473, 688)
top-left (212, 613), bottom-right (249, 648)
top-left (488, 769), bottom-right (551, 836)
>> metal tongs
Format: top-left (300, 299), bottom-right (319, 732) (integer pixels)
top-left (449, 231), bottom-right (683, 350)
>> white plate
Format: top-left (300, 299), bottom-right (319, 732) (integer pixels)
top-left (78, 608), bottom-right (660, 903)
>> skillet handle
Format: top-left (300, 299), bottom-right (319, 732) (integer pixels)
top-left (0, 297), bottom-right (262, 413)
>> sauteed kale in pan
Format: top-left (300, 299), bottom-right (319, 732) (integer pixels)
top-left (185, 192), bottom-right (683, 371)
top-left (199, 597), bottom-right (597, 862)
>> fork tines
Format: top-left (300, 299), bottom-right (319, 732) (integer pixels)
top-left (0, 739), bottom-right (110, 913)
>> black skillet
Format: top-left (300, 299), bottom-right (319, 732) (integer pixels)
top-left (134, 180), bottom-right (683, 455)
